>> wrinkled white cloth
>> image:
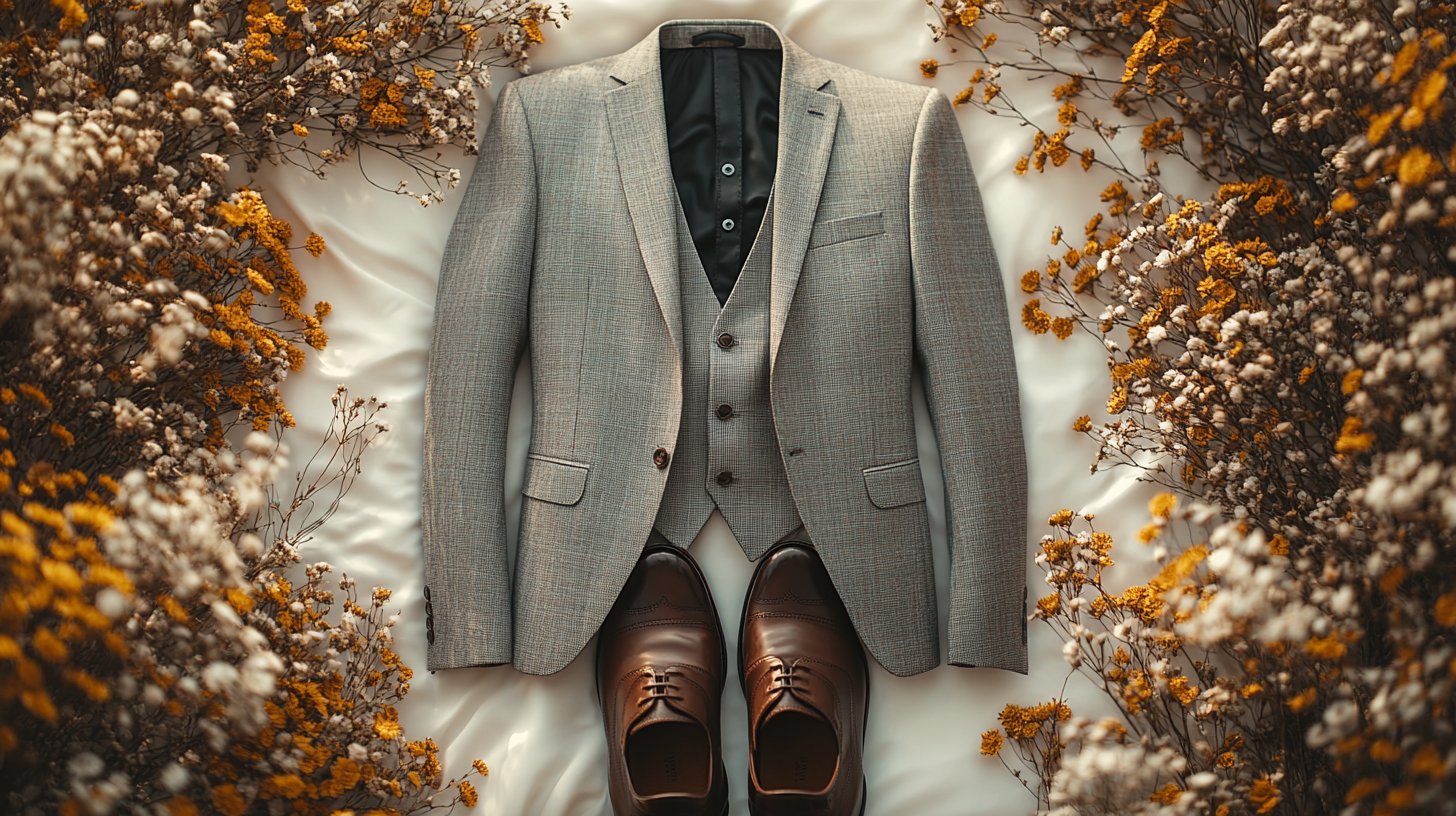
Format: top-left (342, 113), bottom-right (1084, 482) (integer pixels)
top-left (257, 1), bottom-right (1166, 812)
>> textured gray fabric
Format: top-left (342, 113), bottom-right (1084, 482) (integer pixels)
top-left (654, 184), bottom-right (804, 553)
top-left (420, 18), bottom-right (1029, 678)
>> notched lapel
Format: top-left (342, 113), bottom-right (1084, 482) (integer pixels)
top-left (604, 78), bottom-right (684, 364)
top-left (769, 81), bottom-right (841, 376)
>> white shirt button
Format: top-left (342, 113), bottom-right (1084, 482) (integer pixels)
top-left (722, 218), bottom-right (736, 231)
top-left (721, 162), bottom-right (736, 176)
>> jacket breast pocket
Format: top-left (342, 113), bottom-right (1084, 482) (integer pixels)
top-left (521, 454), bottom-right (590, 506)
top-left (809, 211), bottom-right (885, 250)
top-left (861, 458), bottom-right (927, 509)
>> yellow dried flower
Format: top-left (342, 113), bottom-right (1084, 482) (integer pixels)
top-left (1385, 40), bottom-right (1421, 85)
top-left (1150, 783), bottom-right (1183, 804)
top-left (1433, 592), bottom-right (1456, 627)
top-left (980, 729), bottom-right (1004, 755)
top-left (1367, 106), bottom-right (1403, 145)
top-left (919, 59), bottom-right (939, 78)
top-left (1048, 509), bottom-right (1075, 526)
top-left (1037, 593), bottom-right (1061, 615)
top-left (1335, 416), bottom-right (1375, 453)
top-left (17, 383), bottom-right (51, 411)
top-left (1410, 743), bottom-right (1443, 778)
top-left (49, 0), bottom-right (87, 29)
top-left (262, 774), bottom-right (306, 799)
top-left (1249, 776), bottom-right (1280, 813)
top-left (1051, 317), bottom-right (1075, 340)
top-left (1149, 493), bottom-right (1177, 519)
top-left (1072, 415), bottom-right (1092, 432)
top-left (32, 626), bottom-right (68, 662)
top-left (1106, 387), bottom-right (1128, 414)
top-left (1021, 300), bottom-right (1052, 334)
top-left (1287, 687), bottom-right (1318, 711)
top-left (1122, 27), bottom-right (1157, 83)
top-left (1344, 776), bottom-right (1385, 803)
top-left (459, 780), bottom-right (479, 807)
top-left (156, 594), bottom-right (190, 623)
top-left (1397, 146), bottom-right (1438, 186)
top-left (374, 707), bottom-right (403, 739)
top-left (211, 786), bottom-right (249, 816)
top-left (1020, 270), bottom-right (1040, 293)
top-left (1304, 635), bottom-right (1347, 660)
top-left (292, 123), bottom-right (308, 139)
top-left (49, 422), bottom-right (74, 447)
top-left (65, 668), bottom-right (110, 701)
top-left (472, 759), bottom-right (490, 776)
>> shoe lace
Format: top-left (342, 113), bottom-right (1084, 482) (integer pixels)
top-left (767, 662), bottom-right (811, 698)
top-left (638, 668), bottom-right (686, 709)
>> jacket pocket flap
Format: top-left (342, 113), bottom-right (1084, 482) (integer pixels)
top-left (809, 211), bottom-right (885, 249)
top-left (522, 454), bottom-right (589, 506)
top-left (862, 458), bottom-right (926, 509)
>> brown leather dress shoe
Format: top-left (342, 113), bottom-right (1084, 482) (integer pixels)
top-left (739, 542), bottom-right (869, 816)
top-left (597, 542), bottom-right (729, 816)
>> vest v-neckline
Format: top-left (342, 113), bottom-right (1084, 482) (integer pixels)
top-left (672, 182), bottom-right (776, 314)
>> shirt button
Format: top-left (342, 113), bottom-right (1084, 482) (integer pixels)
top-left (715, 403), bottom-right (734, 420)
top-left (716, 332), bottom-right (735, 349)
top-left (721, 162), bottom-right (736, 176)
top-left (715, 471), bottom-right (735, 487)
top-left (722, 218), bottom-right (735, 231)
top-left (653, 447), bottom-right (671, 469)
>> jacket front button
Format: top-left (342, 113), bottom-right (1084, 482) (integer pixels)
top-left (715, 403), bottom-right (734, 420)
top-left (715, 471), bottom-right (735, 487)
top-left (653, 447), bottom-right (671, 469)
top-left (716, 332), bottom-right (735, 349)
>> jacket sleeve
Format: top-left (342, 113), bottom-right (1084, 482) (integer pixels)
top-left (420, 80), bottom-right (535, 671)
top-left (908, 87), bottom-right (1029, 675)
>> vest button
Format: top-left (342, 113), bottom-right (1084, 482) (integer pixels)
top-left (715, 471), bottom-right (735, 487)
top-left (653, 447), bottom-right (671, 469)
top-left (715, 403), bottom-right (734, 420)
top-left (716, 332), bottom-right (735, 349)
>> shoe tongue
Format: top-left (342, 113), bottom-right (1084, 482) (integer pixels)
top-left (629, 697), bottom-right (697, 737)
top-left (758, 680), bottom-right (830, 730)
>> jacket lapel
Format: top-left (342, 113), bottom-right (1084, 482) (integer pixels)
top-left (602, 22), bottom-right (839, 374)
top-left (604, 33), bottom-right (684, 363)
top-left (768, 69), bottom-right (839, 375)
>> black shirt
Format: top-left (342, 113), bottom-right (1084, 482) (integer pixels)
top-left (660, 45), bottom-right (782, 306)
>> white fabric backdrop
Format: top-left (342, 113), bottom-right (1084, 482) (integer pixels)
top-left (255, 1), bottom-right (1166, 812)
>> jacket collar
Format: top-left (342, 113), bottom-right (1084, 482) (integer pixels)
top-left (603, 19), bottom-right (841, 375)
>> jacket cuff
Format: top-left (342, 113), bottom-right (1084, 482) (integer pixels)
top-left (421, 580), bottom-right (513, 671)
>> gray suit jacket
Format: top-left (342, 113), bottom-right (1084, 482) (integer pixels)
top-left (421, 18), bottom-right (1029, 678)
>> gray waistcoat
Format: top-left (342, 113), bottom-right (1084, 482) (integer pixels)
top-left (652, 188), bottom-right (803, 556)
